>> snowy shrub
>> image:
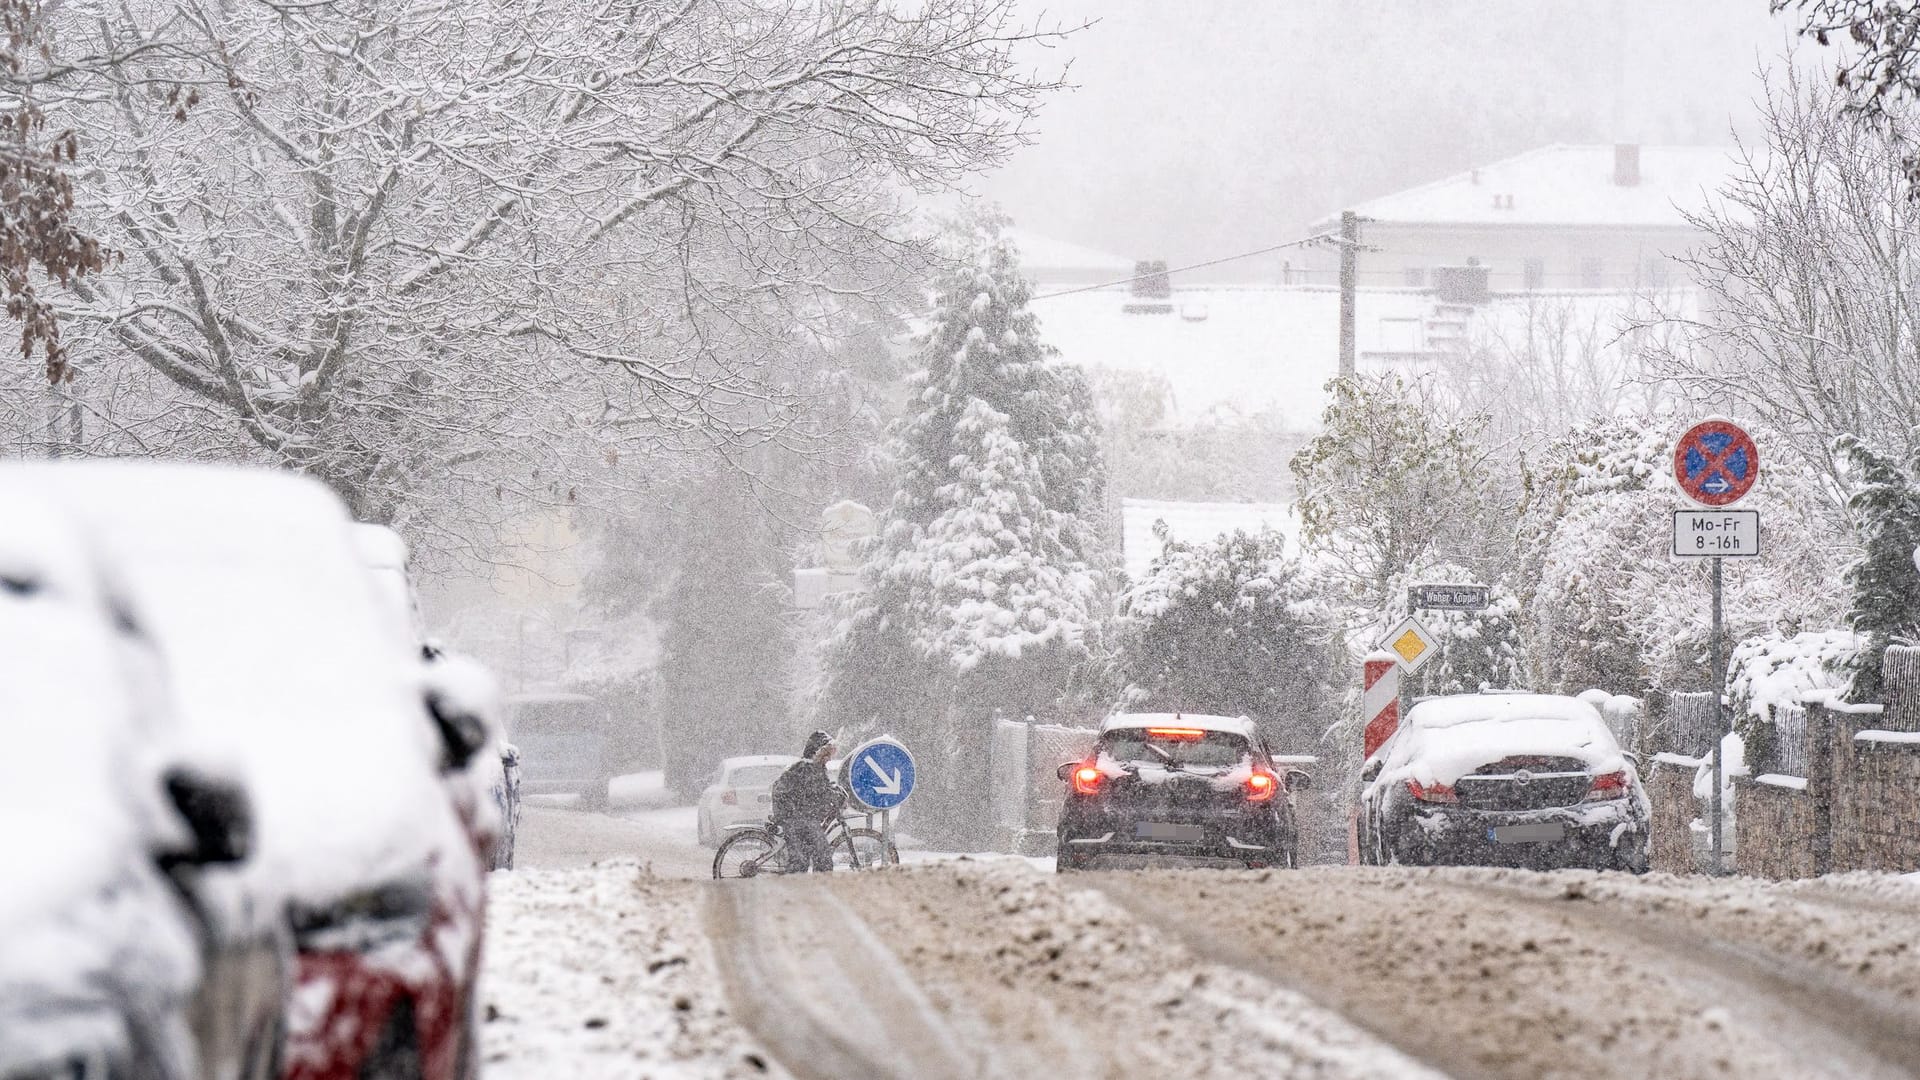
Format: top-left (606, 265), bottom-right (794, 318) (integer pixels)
top-left (1834, 434), bottom-right (1920, 702)
top-left (1118, 524), bottom-right (1333, 752)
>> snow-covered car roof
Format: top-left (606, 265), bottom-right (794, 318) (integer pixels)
top-left (1099, 712), bottom-right (1258, 739)
top-left (1405, 693), bottom-right (1605, 730)
top-left (720, 754), bottom-right (799, 770)
top-left (0, 462), bottom-right (459, 906)
top-left (1379, 693), bottom-right (1627, 788)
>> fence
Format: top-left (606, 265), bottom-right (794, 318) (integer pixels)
top-left (988, 718), bottom-right (1097, 855)
top-left (1662, 691), bottom-right (1720, 757)
top-left (1646, 651), bottom-right (1920, 878)
top-left (1773, 701), bottom-right (1811, 779)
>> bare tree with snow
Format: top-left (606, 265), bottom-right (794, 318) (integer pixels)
top-left (26, 0), bottom-right (1077, 557)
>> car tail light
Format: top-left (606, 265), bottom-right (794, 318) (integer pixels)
top-left (1146, 727), bottom-right (1205, 739)
top-left (1584, 771), bottom-right (1629, 802)
top-left (1406, 779), bottom-right (1457, 804)
top-left (1245, 770), bottom-right (1279, 802)
top-left (1071, 765), bottom-right (1103, 796)
top-left (722, 790), bottom-right (737, 806)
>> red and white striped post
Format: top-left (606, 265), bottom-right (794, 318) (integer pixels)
top-left (1351, 650), bottom-right (1403, 864)
top-left (1362, 650), bottom-right (1401, 760)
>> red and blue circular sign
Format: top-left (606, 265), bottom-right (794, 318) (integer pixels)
top-left (1673, 419), bottom-right (1759, 507)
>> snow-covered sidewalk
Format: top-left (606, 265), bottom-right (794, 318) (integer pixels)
top-left (480, 862), bottom-right (781, 1079)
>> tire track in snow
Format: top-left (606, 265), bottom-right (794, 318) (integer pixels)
top-left (1437, 873), bottom-right (1920, 1078)
top-left (704, 878), bottom-right (977, 1080)
top-left (1089, 866), bottom-right (1895, 1079)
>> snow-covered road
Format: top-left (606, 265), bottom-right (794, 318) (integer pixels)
top-left (481, 804), bottom-right (1920, 1078)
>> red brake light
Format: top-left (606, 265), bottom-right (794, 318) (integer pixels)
top-left (1146, 727), bottom-right (1206, 740)
top-left (1071, 765), bottom-right (1103, 796)
top-left (1406, 779), bottom-right (1458, 804)
top-left (1245, 771), bottom-right (1278, 802)
top-left (1584, 771), bottom-right (1629, 802)
top-left (721, 790), bottom-right (737, 806)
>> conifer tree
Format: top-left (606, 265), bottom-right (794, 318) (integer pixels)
top-left (1835, 434), bottom-right (1920, 701)
top-left (815, 213), bottom-right (1109, 844)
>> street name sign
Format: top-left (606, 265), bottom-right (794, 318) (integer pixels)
top-left (1673, 419), bottom-right (1760, 507)
top-left (845, 738), bottom-right (916, 812)
top-left (1409, 583), bottom-right (1490, 612)
top-left (1672, 510), bottom-right (1761, 559)
top-left (1377, 615), bottom-right (1439, 675)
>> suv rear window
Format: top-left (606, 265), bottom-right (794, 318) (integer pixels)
top-left (1102, 729), bottom-right (1249, 768)
top-left (513, 700), bottom-right (604, 736)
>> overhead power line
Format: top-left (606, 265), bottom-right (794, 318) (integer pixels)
top-left (1028, 234), bottom-right (1336, 301)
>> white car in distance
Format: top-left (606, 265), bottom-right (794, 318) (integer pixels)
top-left (696, 755), bottom-right (799, 846)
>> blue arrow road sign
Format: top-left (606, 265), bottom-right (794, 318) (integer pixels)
top-left (846, 738), bottom-right (916, 811)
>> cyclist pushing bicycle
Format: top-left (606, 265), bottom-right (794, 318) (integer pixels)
top-left (769, 730), bottom-right (842, 873)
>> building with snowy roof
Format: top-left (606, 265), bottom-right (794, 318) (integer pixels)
top-left (1305, 143), bottom-right (1737, 293)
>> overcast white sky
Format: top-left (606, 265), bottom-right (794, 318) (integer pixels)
top-left (976, 0), bottom-right (1801, 278)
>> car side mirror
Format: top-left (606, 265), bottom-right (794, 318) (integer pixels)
top-left (161, 768), bottom-right (253, 867)
top-left (422, 653), bottom-right (501, 773)
top-left (1622, 750), bottom-right (1642, 768)
top-left (1360, 759), bottom-right (1383, 783)
top-left (428, 693), bottom-right (490, 773)
top-left (1056, 761), bottom-right (1077, 782)
top-left (1285, 769), bottom-right (1312, 792)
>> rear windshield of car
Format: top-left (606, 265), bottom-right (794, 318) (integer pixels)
top-left (1102, 729), bottom-right (1250, 767)
top-left (726, 765), bottom-right (787, 788)
top-left (513, 700), bottom-right (604, 736)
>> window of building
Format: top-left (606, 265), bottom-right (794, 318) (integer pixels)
top-left (1403, 266), bottom-right (1427, 288)
top-left (1580, 257), bottom-right (1605, 289)
top-left (1644, 257), bottom-right (1670, 289)
top-left (1523, 258), bottom-right (1545, 290)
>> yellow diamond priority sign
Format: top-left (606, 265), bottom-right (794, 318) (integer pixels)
top-left (1379, 615), bottom-right (1439, 674)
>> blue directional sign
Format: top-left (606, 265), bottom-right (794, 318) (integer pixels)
top-left (845, 738), bottom-right (916, 811)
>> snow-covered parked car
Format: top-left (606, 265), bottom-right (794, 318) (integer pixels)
top-left (1055, 713), bottom-right (1309, 871)
top-left (1358, 692), bottom-right (1651, 872)
top-left (696, 755), bottom-right (800, 846)
top-left (0, 463), bottom-right (492, 1080)
top-left (0, 498), bottom-right (282, 1080)
top-left (353, 523), bottom-right (518, 871)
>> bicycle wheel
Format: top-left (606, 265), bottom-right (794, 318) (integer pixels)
top-left (713, 828), bottom-right (786, 879)
top-left (832, 827), bottom-right (898, 870)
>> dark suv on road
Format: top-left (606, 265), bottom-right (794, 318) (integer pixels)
top-left (1358, 692), bottom-right (1651, 872)
top-left (1055, 713), bottom-right (1309, 871)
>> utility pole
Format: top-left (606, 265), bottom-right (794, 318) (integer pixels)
top-left (1338, 210), bottom-right (1359, 379)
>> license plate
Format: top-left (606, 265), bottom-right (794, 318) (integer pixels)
top-left (1135, 822), bottom-right (1205, 842)
top-left (1490, 823), bottom-right (1566, 843)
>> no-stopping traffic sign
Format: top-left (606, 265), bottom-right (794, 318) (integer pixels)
top-left (1673, 419), bottom-right (1759, 507)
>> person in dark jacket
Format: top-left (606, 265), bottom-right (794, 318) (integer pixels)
top-left (771, 730), bottom-right (842, 872)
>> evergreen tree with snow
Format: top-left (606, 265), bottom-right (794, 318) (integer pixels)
top-left (654, 477), bottom-right (797, 797)
top-left (1119, 525), bottom-right (1332, 751)
top-left (814, 212), bottom-right (1109, 845)
top-left (1835, 434), bottom-right (1920, 702)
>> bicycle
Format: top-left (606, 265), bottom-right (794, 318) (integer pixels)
top-left (712, 809), bottom-right (900, 879)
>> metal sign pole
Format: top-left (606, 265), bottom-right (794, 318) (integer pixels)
top-left (1709, 555), bottom-right (1725, 875)
top-left (880, 809), bottom-right (893, 865)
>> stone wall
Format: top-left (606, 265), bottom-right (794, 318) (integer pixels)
top-left (1648, 754), bottom-right (1701, 875)
top-left (1831, 711), bottom-right (1920, 873)
top-left (1732, 775), bottom-right (1817, 879)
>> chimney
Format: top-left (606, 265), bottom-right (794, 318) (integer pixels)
top-left (1613, 143), bottom-right (1641, 187)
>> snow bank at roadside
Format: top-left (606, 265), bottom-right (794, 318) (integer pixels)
top-left (481, 863), bottom-right (781, 1079)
